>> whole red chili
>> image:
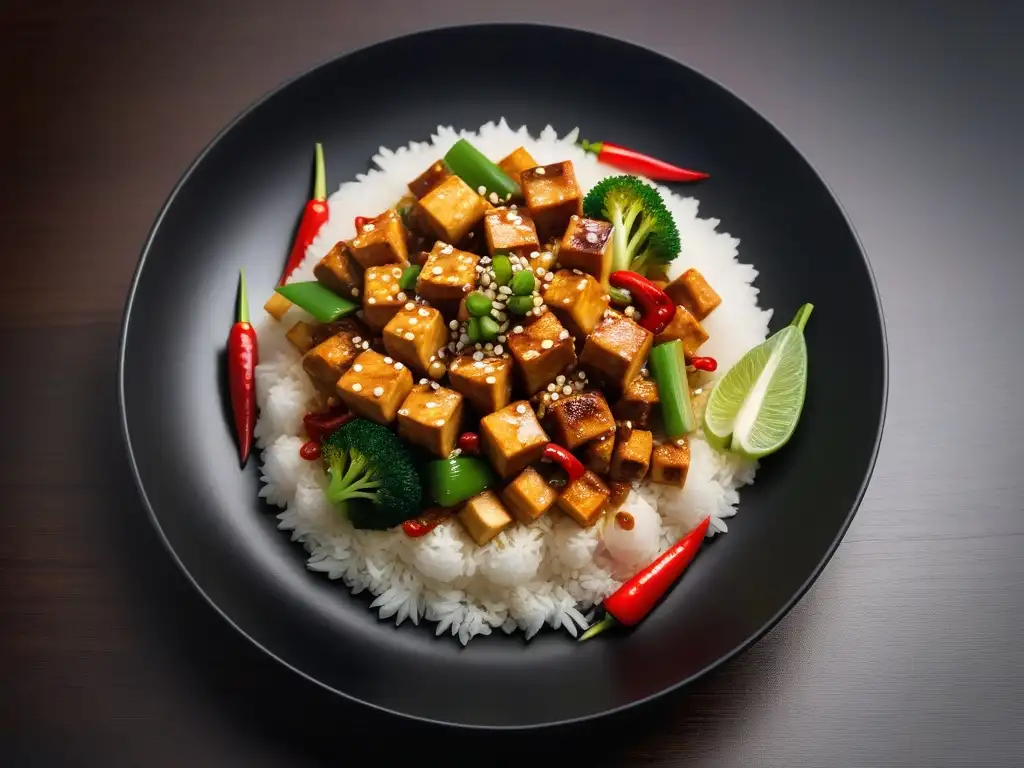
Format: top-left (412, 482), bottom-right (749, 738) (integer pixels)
top-left (542, 443), bottom-right (586, 483)
top-left (402, 507), bottom-right (453, 538)
top-left (279, 143), bottom-right (329, 285)
top-left (228, 270), bottom-right (259, 467)
top-left (690, 356), bottom-right (718, 372)
top-left (457, 432), bottom-right (480, 454)
top-left (579, 139), bottom-right (709, 182)
top-left (302, 405), bottom-right (354, 444)
top-left (609, 271), bottom-right (676, 335)
top-left (579, 516), bottom-right (710, 641)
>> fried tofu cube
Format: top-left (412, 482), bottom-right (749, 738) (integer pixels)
top-left (417, 175), bottom-right (489, 244)
top-left (556, 470), bottom-right (610, 528)
top-left (447, 354), bottom-right (513, 414)
top-left (664, 268), bottom-right (722, 321)
top-left (362, 264), bottom-right (408, 330)
top-left (382, 304), bottom-right (447, 373)
top-left (610, 428), bottom-right (653, 482)
top-left (397, 383), bottom-right (463, 457)
top-left (302, 329), bottom-right (362, 385)
top-left (409, 160), bottom-right (453, 199)
top-left (614, 376), bottom-right (659, 428)
top-left (545, 391), bottom-right (615, 450)
top-left (506, 311), bottom-right (577, 394)
top-left (579, 310), bottom-right (653, 395)
top-left (607, 480), bottom-right (632, 510)
top-left (557, 216), bottom-right (613, 280)
top-left (347, 209), bottom-right (409, 270)
top-left (479, 401), bottom-right (549, 478)
top-left (483, 206), bottom-right (539, 257)
top-left (285, 321), bottom-right (317, 354)
top-left (336, 349), bottom-right (414, 424)
top-left (521, 161), bottom-right (583, 240)
top-left (651, 439), bottom-right (691, 487)
top-left (314, 241), bottom-right (363, 299)
top-left (524, 248), bottom-right (557, 274)
top-left (584, 432), bottom-right (615, 475)
top-left (655, 305), bottom-right (709, 357)
top-left (458, 490), bottom-right (514, 546)
top-left (415, 242), bottom-right (479, 309)
top-left (501, 466), bottom-right (557, 523)
top-left (497, 147), bottom-right (537, 186)
top-left (264, 292), bottom-right (292, 320)
top-left (543, 269), bottom-right (609, 339)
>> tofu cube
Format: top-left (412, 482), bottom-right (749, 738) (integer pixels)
top-left (415, 242), bottom-right (479, 310)
top-left (521, 161), bottom-right (583, 240)
top-left (264, 292), bottom-right (293, 320)
top-left (607, 480), bottom-right (632, 510)
top-left (655, 305), bottom-right (709, 357)
top-left (501, 466), bottom-right (558, 523)
top-left (479, 400), bottom-right (549, 478)
top-left (609, 428), bottom-right (653, 482)
top-left (362, 264), bottom-right (408, 330)
top-left (556, 470), bottom-right (610, 528)
top-left (314, 241), bottom-right (363, 299)
top-left (302, 329), bottom-right (361, 385)
top-left (347, 209), bottom-right (409, 270)
top-left (545, 391), bottom-right (615, 450)
top-left (664, 268), bottom-right (722, 321)
top-left (336, 349), bottom-right (414, 425)
top-left (447, 354), bottom-right (513, 414)
top-left (382, 304), bottom-right (447, 373)
top-left (417, 175), bottom-right (489, 244)
top-left (524, 248), bottom-right (557, 274)
top-left (506, 311), bottom-right (577, 395)
top-left (285, 321), bottom-right (317, 354)
top-left (497, 147), bottom-right (537, 186)
top-left (557, 216), bottom-right (614, 280)
top-left (584, 432), bottom-right (615, 475)
top-left (457, 490), bottom-right (514, 546)
top-left (579, 310), bottom-right (653, 395)
top-left (651, 439), bottom-right (691, 487)
top-left (409, 160), bottom-right (453, 199)
top-left (483, 206), bottom-right (539, 257)
top-left (543, 269), bottom-right (609, 339)
top-left (397, 383), bottom-right (463, 457)
top-left (614, 376), bottom-right (659, 428)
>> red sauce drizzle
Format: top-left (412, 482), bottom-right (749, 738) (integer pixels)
top-left (615, 511), bottom-right (636, 531)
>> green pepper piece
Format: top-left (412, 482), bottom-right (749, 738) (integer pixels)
top-left (511, 269), bottom-right (536, 296)
top-left (648, 340), bottom-right (697, 438)
top-left (491, 255), bottom-right (513, 286)
top-left (444, 139), bottom-right (521, 201)
top-left (466, 291), bottom-right (493, 317)
top-left (506, 295), bottom-right (535, 315)
top-left (399, 265), bottom-right (421, 292)
top-left (275, 281), bottom-right (359, 323)
top-left (478, 316), bottom-right (500, 341)
top-left (427, 456), bottom-right (497, 507)
top-left (466, 317), bottom-right (483, 343)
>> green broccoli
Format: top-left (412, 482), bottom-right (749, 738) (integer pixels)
top-left (320, 418), bottom-right (422, 530)
top-left (582, 175), bottom-right (681, 278)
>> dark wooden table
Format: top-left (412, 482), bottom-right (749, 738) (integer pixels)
top-left (3, 1), bottom-right (1022, 765)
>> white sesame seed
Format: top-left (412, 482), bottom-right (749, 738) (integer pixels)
top-left (394, 362), bottom-right (404, 370)
top-left (408, 317), bottom-right (418, 326)
top-left (441, 244), bottom-right (454, 254)
top-left (398, 408), bottom-right (409, 416)
top-left (362, 223), bottom-right (375, 232)
top-left (426, 401), bottom-right (438, 409)
top-left (362, 341), bottom-right (370, 349)
top-left (563, 385), bottom-right (573, 395)
top-left (381, 274), bottom-right (391, 283)
top-left (544, 272), bottom-right (553, 282)
top-left (460, 333), bottom-right (471, 344)
top-left (383, 357), bottom-right (392, 364)
top-left (512, 325), bottom-right (524, 334)
top-left (586, 231), bottom-right (598, 243)
top-left (522, 350), bottom-right (539, 360)
top-left (481, 273), bottom-right (492, 286)
top-left (396, 292), bottom-right (407, 301)
top-left (485, 376), bottom-right (496, 384)
top-left (432, 266), bottom-right (443, 275)
top-left (541, 339), bottom-right (554, 350)
top-left (488, 192), bottom-right (499, 204)
top-left (430, 382), bottom-right (440, 390)
top-left (373, 386), bottom-right (384, 397)
top-left (455, 342), bottom-right (466, 351)
top-left (477, 185), bottom-right (487, 195)
top-left (437, 347), bottom-right (447, 359)
top-left (535, 267), bottom-right (545, 277)
top-left (551, 392), bottom-right (559, 401)
top-left (352, 363), bottom-right (363, 373)
top-left (475, 342), bottom-right (482, 350)
top-left (474, 361), bottom-right (486, 369)
top-left (563, 297), bottom-right (571, 305)
top-left (578, 371), bottom-right (586, 379)
top-left (351, 383), bottom-right (362, 392)
top-left (351, 287), bottom-right (360, 297)
top-left (556, 375), bottom-right (566, 385)
top-left (435, 419), bottom-right (446, 427)
top-left (535, 167), bottom-right (546, 175)
top-left (404, 332), bottom-right (415, 340)
top-left (419, 377), bottom-right (428, 385)
top-left (516, 404), bottom-right (527, 414)
top-left (493, 344), bottom-right (503, 355)
top-left (352, 336), bottom-right (362, 344)
top-left (368, 297), bottom-right (377, 305)
top-left (404, 302), bottom-right (415, 311)
top-left (494, 311), bottom-right (507, 322)
top-left (497, 335), bottom-right (506, 343)
top-left (498, 286), bottom-right (512, 295)
top-left (547, 383), bottom-right (556, 392)
top-left (558, 329), bottom-right (569, 340)
top-left (417, 307), bottom-right (430, 317)
top-left (473, 351), bottom-right (484, 361)
top-left (533, 296), bottom-right (543, 307)
top-left (484, 343), bottom-right (493, 351)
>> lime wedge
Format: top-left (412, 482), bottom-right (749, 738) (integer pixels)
top-left (704, 304), bottom-right (813, 459)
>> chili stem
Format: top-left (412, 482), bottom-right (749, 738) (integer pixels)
top-left (313, 142), bottom-right (326, 202)
top-left (578, 613), bottom-right (618, 642)
top-left (238, 269), bottom-right (249, 324)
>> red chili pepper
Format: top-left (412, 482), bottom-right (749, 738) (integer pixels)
top-left (299, 441), bottom-right (322, 461)
top-left (228, 270), bottom-right (259, 467)
top-left (609, 271), bottom-right (676, 334)
top-left (579, 140), bottom-right (709, 182)
top-left (690, 356), bottom-right (718, 372)
top-left (402, 507), bottom-right (453, 538)
top-left (579, 516), bottom-right (710, 641)
top-left (279, 143), bottom-right (329, 285)
top-left (457, 432), bottom-right (480, 454)
top-left (302, 405), bottom-right (354, 444)
top-left (542, 443), bottom-right (585, 483)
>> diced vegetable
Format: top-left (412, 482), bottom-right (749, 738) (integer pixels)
top-left (506, 295), bottom-right (534, 315)
top-left (491, 255), bottom-right (513, 286)
top-left (444, 139), bottom-right (521, 202)
top-left (275, 281), bottom-right (359, 323)
top-left (427, 456), bottom-right (497, 508)
top-left (467, 317), bottom-right (483, 343)
top-left (478, 315), bottom-right (500, 341)
top-left (466, 291), bottom-right (493, 317)
top-left (399, 265), bottom-right (421, 292)
top-left (511, 269), bottom-right (536, 295)
top-left (648, 340), bottom-right (697, 438)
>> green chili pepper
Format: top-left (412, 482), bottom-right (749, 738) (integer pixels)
top-left (648, 340), bottom-right (697, 438)
top-left (466, 291), bottom-right (493, 317)
top-left (506, 295), bottom-right (535, 315)
top-left (511, 269), bottom-right (536, 296)
top-left (466, 317), bottom-right (483, 343)
top-left (444, 139), bottom-right (521, 201)
top-left (275, 281), bottom-right (359, 323)
top-left (399, 265), bottom-right (421, 292)
top-left (478, 316), bottom-right (500, 341)
top-left (492, 255), bottom-right (513, 286)
top-left (427, 456), bottom-right (497, 507)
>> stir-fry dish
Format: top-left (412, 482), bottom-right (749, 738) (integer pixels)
top-left (246, 123), bottom-right (810, 643)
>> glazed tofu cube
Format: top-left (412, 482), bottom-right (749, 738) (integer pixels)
top-left (264, 292), bottom-right (293, 320)
top-left (607, 480), bottom-right (632, 510)
top-left (584, 432), bottom-right (615, 475)
top-left (483, 206), bottom-right (539, 257)
top-left (347, 209), bottom-right (409, 270)
top-left (409, 160), bottom-right (453, 199)
top-left (416, 242), bottom-right (479, 309)
top-left (521, 161), bottom-right (583, 240)
top-left (545, 391), bottom-right (615, 450)
top-left (556, 470), bottom-right (610, 528)
top-left (651, 439), bottom-right (690, 487)
top-left (523, 248), bottom-right (557, 274)
top-left (655, 305), bottom-right (709, 357)
top-left (314, 241), bottom-right (363, 299)
top-left (458, 490), bottom-right (514, 546)
top-left (362, 264), bottom-right (408, 330)
top-left (664, 268), bottom-right (722, 321)
top-left (397, 383), bottom-right (463, 457)
top-left (614, 376), bottom-right (659, 428)
top-left (501, 466), bottom-right (557, 523)
top-left (506, 311), bottom-right (577, 394)
top-left (336, 349), bottom-right (414, 425)
top-left (285, 321), bottom-right (317, 354)
top-left (557, 216), bottom-right (613, 280)
top-left (543, 269), bottom-right (609, 339)
top-left (479, 401), bottom-right (549, 478)
top-left (382, 304), bottom-right (447, 373)
top-left (302, 330), bottom-right (361, 385)
top-left (447, 354), bottom-right (513, 414)
top-left (497, 146), bottom-right (537, 186)
top-left (579, 310), bottom-right (653, 395)
top-left (417, 175), bottom-right (489, 244)
top-left (609, 428), bottom-right (653, 482)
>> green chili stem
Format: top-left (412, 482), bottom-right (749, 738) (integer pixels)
top-left (313, 143), bottom-right (326, 202)
top-left (578, 613), bottom-right (618, 642)
top-left (238, 269), bottom-right (250, 324)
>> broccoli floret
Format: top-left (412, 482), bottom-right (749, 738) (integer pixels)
top-left (320, 419), bottom-right (422, 530)
top-left (582, 175), bottom-right (681, 277)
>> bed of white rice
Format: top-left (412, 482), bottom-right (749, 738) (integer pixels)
top-left (253, 120), bottom-right (772, 644)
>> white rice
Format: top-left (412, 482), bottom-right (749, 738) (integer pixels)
top-left (254, 120), bottom-right (772, 644)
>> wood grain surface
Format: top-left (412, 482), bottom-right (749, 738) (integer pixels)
top-left (2, 1), bottom-right (1022, 765)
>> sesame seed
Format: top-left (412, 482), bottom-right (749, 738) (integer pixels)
top-left (492, 300), bottom-right (506, 310)
top-left (383, 357), bottom-right (393, 364)
top-left (362, 223), bottom-right (375, 232)
top-left (485, 376), bottom-right (496, 384)
top-left (556, 375), bottom-right (566, 385)
top-left (541, 339), bottom-right (553, 350)
top-left (586, 232), bottom-right (598, 243)
top-left (362, 341), bottom-right (370, 349)
top-left (473, 351), bottom-right (484, 361)
top-left (535, 167), bottom-right (546, 175)
top-left (533, 296), bottom-right (543, 307)
top-left (551, 392), bottom-right (559, 401)
top-left (426, 401), bottom-right (438, 408)
top-left (535, 267), bottom-right (545, 277)
top-left (547, 383), bottom-right (556, 392)
top-left (455, 342), bottom-right (466, 351)
top-left (493, 344), bottom-right (503, 355)
top-left (396, 292), bottom-right (407, 301)
top-left (404, 302), bottom-right (415, 311)
top-left (437, 348), bottom-right (447, 359)
top-left (494, 311), bottom-right (507, 322)
top-left (474, 361), bottom-right (486, 369)
top-left (563, 297), bottom-right (571, 304)
top-left (408, 317), bottom-right (418, 326)
top-left (441, 244), bottom-right (453, 254)
top-left (352, 363), bottom-right (363, 372)
top-left (368, 297), bottom-right (377, 305)
top-left (419, 377), bottom-right (428, 385)
top-left (498, 286), bottom-right (512, 295)
top-left (578, 371), bottom-right (586, 379)
top-left (516, 404), bottom-right (527, 414)
top-left (512, 325), bottom-right (524, 334)
top-left (351, 287), bottom-right (360, 297)
top-left (475, 342), bottom-right (482, 350)
top-left (430, 381), bottom-right (440, 390)
top-left (488, 191), bottom-right (499, 204)
top-left (353, 336), bottom-right (362, 344)
top-left (352, 383), bottom-right (362, 392)
top-left (432, 266), bottom-right (443, 275)
top-left (497, 335), bottom-right (506, 343)
top-left (398, 408), bottom-right (409, 416)
top-left (373, 386), bottom-right (384, 397)
top-left (522, 350), bottom-right (539, 360)
top-left (381, 274), bottom-right (391, 283)
top-left (484, 343), bottom-right (493, 351)
top-left (404, 332), bottom-right (415, 341)
top-left (477, 185), bottom-right (487, 195)
top-left (544, 272), bottom-right (554, 282)
top-left (563, 385), bottom-right (573, 395)
top-left (449, 320), bottom-right (458, 330)
top-left (418, 308), bottom-right (430, 317)
top-left (394, 362), bottom-right (404, 370)
top-left (558, 329), bottom-right (569, 340)
top-left (481, 273), bottom-right (492, 286)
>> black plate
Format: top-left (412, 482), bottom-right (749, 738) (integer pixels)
top-left (119, 24), bottom-right (886, 728)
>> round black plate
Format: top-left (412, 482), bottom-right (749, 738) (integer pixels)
top-left (119, 24), bottom-right (886, 728)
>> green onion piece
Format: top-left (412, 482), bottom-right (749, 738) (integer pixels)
top-left (506, 295), bottom-right (534, 315)
top-left (511, 269), bottom-right (536, 296)
top-left (466, 317), bottom-right (483, 343)
top-left (275, 281), bottom-right (359, 323)
top-left (427, 456), bottom-right (497, 507)
top-left (649, 340), bottom-right (697, 438)
top-left (609, 286), bottom-right (632, 306)
top-left (491, 255), bottom-right (513, 286)
top-left (399, 265), bottom-right (421, 292)
top-left (466, 291), bottom-right (493, 317)
top-left (444, 139), bottom-right (521, 201)
top-left (478, 316), bottom-right (500, 341)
